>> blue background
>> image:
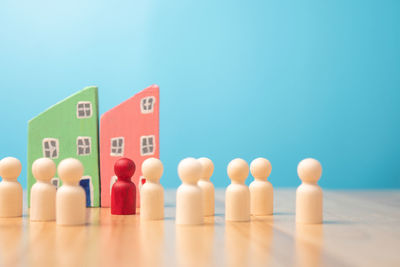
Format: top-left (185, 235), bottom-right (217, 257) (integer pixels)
top-left (1, 0), bottom-right (399, 189)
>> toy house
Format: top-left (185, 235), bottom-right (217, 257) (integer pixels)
top-left (100, 84), bottom-right (160, 207)
top-left (27, 86), bottom-right (100, 207)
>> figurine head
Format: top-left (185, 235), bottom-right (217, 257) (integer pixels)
top-left (297, 158), bottom-right (322, 184)
top-left (32, 158), bottom-right (56, 182)
top-left (178, 157), bottom-right (202, 184)
top-left (58, 158), bottom-right (84, 185)
top-left (0, 157), bottom-right (22, 181)
top-left (250, 157), bottom-right (272, 181)
top-left (198, 157), bottom-right (214, 181)
top-left (114, 158), bottom-right (136, 181)
top-left (227, 158), bottom-right (249, 184)
top-left (141, 157), bottom-right (163, 183)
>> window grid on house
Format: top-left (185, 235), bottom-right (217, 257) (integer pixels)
top-left (140, 135), bottom-right (155, 156)
top-left (77, 101), bottom-right (92, 118)
top-left (77, 136), bottom-right (91, 156)
top-left (140, 96), bottom-right (156, 114)
top-left (42, 138), bottom-right (59, 159)
top-left (110, 137), bottom-right (124, 156)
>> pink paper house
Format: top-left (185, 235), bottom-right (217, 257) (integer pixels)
top-left (100, 85), bottom-right (160, 207)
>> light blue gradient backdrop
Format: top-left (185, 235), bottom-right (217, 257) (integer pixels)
top-left (1, 0), bottom-right (399, 189)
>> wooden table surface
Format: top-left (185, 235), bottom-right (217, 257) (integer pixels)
top-left (0, 189), bottom-right (399, 267)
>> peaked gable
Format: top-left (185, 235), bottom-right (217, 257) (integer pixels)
top-left (100, 84), bottom-right (160, 207)
top-left (27, 86), bottom-right (100, 207)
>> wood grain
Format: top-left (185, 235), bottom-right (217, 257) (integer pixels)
top-left (0, 189), bottom-right (398, 267)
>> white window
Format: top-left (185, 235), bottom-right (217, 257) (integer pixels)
top-left (51, 177), bottom-right (60, 189)
top-left (110, 137), bottom-right (124, 156)
top-left (77, 136), bottom-right (91, 156)
top-left (140, 96), bottom-right (156, 114)
top-left (110, 175), bottom-right (118, 195)
top-left (42, 138), bottom-right (59, 159)
top-left (77, 101), bottom-right (92, 118)
top-left (140, 135), bottom-right (155, 156)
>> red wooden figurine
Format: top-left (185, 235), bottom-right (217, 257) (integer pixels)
top-left (111, 158), bottom-right (137, 215)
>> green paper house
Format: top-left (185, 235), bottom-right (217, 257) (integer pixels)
top-left (27, 86), bottom-right (100, 207)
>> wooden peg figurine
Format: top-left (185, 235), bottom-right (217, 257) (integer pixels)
top-left (249, 158), bottom-right (273, 216)
top-left (30, 158), bottom-right (57, 221)
top-left (225, 158), bottom-right (250, 222)
top-left (0, 157), bottom-right (23, 218)
top-left (140, 157), bottom-right (164, 220)
top-left (197, 157), bottom-right (215, 216)
top-left (111, 158), bottom-right (137, 215)
top-left (296, 158), bottom-right (323, 224)
top-left (56, 158), bottom-right (86, 225)
top-left (176, 157), bottom-right (203, 225)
